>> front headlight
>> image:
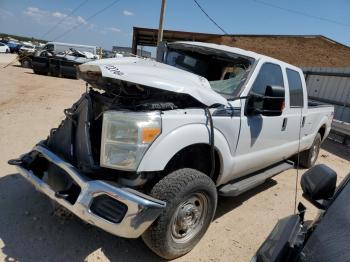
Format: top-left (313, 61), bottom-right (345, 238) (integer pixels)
top-left (100, 111), bottom-right (161, 171)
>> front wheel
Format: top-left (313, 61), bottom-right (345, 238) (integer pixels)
top-left (142, 168), bottom-right (217, 259)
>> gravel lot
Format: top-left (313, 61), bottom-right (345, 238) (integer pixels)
top-left (0, 54), bottom-right (349, 262)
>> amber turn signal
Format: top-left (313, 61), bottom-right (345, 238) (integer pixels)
top-left (142, 127), bottom-right (161, 143)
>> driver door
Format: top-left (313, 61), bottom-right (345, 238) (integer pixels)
top-left (233, 62), bottom-right (290, 178)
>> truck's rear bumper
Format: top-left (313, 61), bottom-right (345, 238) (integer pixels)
top-left (16, 145), bottom-right (166, 238)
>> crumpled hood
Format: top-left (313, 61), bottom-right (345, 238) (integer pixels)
top-left (78, 57), bottom-right (228, 106)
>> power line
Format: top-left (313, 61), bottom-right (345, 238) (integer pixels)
top-left (41, 0), bottom-right (89, 39)
top-left (193, 0), bottom-right (228, 35)
top-left (52, 0), bottom-right (121, 41)
top-left (253, 0), bottom-right (350, 28)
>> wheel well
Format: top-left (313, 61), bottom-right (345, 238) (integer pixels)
top-left (318, 125), bottom-right (326, 140)
top-left (163, 144), bottom-right (221, 184)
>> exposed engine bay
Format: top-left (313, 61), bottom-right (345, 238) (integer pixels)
top-left (34, 79), bottom-right (206, 188)
top-left (81, 77), bottom-right (205, 111)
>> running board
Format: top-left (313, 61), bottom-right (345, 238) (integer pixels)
top-left (218, 161), bottom-right (294, 197)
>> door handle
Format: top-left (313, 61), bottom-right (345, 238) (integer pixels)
top-left (302, 116), bottom-right (306, 127)
top-left (282, 117), bottom-right (288, 131)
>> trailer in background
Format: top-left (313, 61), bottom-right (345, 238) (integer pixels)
top-left (303, 67), bottom-right (350, 145)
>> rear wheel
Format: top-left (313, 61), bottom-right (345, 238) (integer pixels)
top-left (299, 133), bottom-right (322, 168)
top-left (21, 59), bottom-right (31, 68)
top-left (142, 168), bottom-right (217, 259)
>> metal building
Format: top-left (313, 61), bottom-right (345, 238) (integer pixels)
top-left (132, 27), bottom-right (350, 67)
top-left (303, 67), bottom-right (350, 142)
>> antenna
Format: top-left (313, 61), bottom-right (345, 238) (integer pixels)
top-left (294, 107), bottom-right (303, 213)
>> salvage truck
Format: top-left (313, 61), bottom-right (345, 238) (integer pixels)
top-left (9, 42), bottom-right (334, 259)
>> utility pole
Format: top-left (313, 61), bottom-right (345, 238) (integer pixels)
top-left (157, 0), bottom-right (167, 47)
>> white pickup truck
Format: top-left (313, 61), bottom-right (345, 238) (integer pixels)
top-left (9, 42), bottom-right (334, 259)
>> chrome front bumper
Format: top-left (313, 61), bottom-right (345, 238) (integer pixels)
top-left (16, 145), bottom-right (166, 238)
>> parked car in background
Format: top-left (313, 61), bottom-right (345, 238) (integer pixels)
top-left (0, 42), bottom-right (10, 53)
top-left (31, 48), bottom-right (97, 78)
top-left (253, 164), bottom-right (350, 262)
top-left (42, 42), bottom-right (97, 55)
top-left (3, 41), bottom-right (22, 53)
top-left (9, 42), bottom-right (333, 259)
top-left (19, 44), bottom-right (36, 54)
top-left (101, 50), bottom-right (115, 58)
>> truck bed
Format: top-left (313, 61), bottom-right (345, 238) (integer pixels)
top-left (308, 99), bottom-right (332, 108)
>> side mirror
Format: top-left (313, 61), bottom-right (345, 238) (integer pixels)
top-left (246, 85), bottom-right (285, 116)
top-left (301, 164), bottom-right (337, 209)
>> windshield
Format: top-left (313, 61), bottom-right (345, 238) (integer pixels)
top-left (164, 47), bottom-right (253, 96)
top-left (44, 44), bottom-right (54, 52)
top-left (208, 66), bottom-right (247, 95)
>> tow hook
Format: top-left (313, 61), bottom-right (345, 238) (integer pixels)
top-left (55, 190), bottom-right (70, 200)
top-left (8, 151), bottom-right (39, 167)
top-left (8, 158), bottom-right (24, 166)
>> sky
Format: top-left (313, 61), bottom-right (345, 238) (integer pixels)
top-left (0, 0), bottom-right (350, 52)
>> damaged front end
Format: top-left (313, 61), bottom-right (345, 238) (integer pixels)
top-left (9, 59), bottom-right (213, 237)
top-left (8, 55), bottom-right (233, 238)
top-left (12, 144), bottom-right (166, 238)
top-left (9, 81), bottom-right (171, 237)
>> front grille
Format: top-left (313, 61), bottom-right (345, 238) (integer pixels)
top-left (90, 195), bottom-right (128, 223)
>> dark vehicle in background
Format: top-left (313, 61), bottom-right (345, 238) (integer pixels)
top-left (253, 164), bottom-right (350, 262)
top-left (42, 42), bottom-right (97, 55)
top-left (31, 48), bottom-right (97, 78)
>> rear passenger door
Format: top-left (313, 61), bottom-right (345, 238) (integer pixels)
top-left (233, 62), bottom-right (289, 177)
top-left (283, 68), bottom-right (306, 154)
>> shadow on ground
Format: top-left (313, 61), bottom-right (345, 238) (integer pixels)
top-left (215, 179), bottom-right (277, 220)
top-left (0, 174), bottom-right (277, 262)
top-left (11, 65), bottom-right (22, 68)
top-left (0, 174), bottom-right (163, 262)
top-left (321, 139), bottom-right (350, 162)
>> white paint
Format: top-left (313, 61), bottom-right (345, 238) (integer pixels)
top-left (0, 43), bottom-right (9, 53)
top-left (80, 41), bottom-right (334, 185)
top-left (78, 57), bottom-right (229, 106)
top-left (137, 43), bottom-right (333, 185)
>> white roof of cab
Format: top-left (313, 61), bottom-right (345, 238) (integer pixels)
top-left (172, 41), bottom-right (302, 72)
top-left (171, 41), bottom-right (262, 60)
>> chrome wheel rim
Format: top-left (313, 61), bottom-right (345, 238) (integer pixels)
top-left (310, 139), bottom-right (320, 164)
top-left (171, 193), bottom-right (208, 243)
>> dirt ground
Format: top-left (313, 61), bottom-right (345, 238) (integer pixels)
top-left (0, 54), bottom-right (349, 262)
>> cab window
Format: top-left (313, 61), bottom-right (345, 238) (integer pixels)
top-left (44, 44), bottom-right (54, 52)
top-left (251, 63), bottom-right (284, 95)
top-left (286, 69), bottom-right (304, 107)
top-left (164, 47), bottom-right (253, 96)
